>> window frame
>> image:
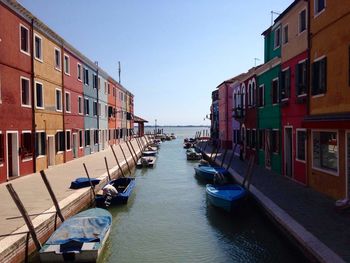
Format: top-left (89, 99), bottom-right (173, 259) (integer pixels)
top-left (272, 129), bottom-right (280, 154)
top-left (298, 9), bottom-right (307, 34)
top-left (77, 63), bottom-right (82, 81)
top-left (271, 77), bottom-right (279, 105)
top-left (84, 98), bottom-right (90, 115)
top-left (20, 76), bottom-right (31, 108)
top-left (314, 0), bottom-right (326, 17)
top-left (79, 130), bottom-right (83, 148)
top-left (56, 130), bottom-right (65, 153)
top-left (258, 84), bottom-right (265, 108)
top-left (55, 88), bottom-right (62, 112)
top-left (273, 25), bottom-right (281, 50)
top-left (35, 81), bottom-right (44, 109)
top-left (296, 59), bottom-right (308, 97)
top-left (63, 54), bottom-right (70, 75)
top-left (312, 129), bottom-right (338, 176)
top-left (78, 96), bottom-right (83, 115)
top-left (36, 130), bottom-right (46, 158)
top-left (312, 55), bottom-right (327, 97)
top-left (296, 128), bottom-right (307, 163)
top-left (66, 130), bottom-right (72, 151)
top-left (34, 33), bottom-right (43, 62)
top-left (65, 91), bottom-right (71, 113)
top-left (19, 24), bottom-right (30, 56)
top-left (282, 24), bottom-right (289, 45)
top-left (54, 47), bottom-right (61, 71)
top-left (280, 67), bottom-right (290, 101)
top-left (21, 130), bottom-right (33, 161)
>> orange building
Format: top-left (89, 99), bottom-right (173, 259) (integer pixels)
top-left (303, 1), bottom-right (350, 199)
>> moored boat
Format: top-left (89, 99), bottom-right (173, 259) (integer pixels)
top-left (142, 150), bottom-right (157, 156)
top-left (186, 148), bottom-right (202, 160)
top-left (206, 184), bottom-right (246, 212)
top-left (194, 165), bottom-right (228, 181)
top-left (39, 208), bottom-right (112, 263)
top-left (95, 177), bottom-right (136, 207)
top-left (136, 156), bottom-right (157, 168)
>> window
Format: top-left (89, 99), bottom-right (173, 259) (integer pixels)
top-left (21, 132), bottom-right (32, 159)
top-left (258, 129), bottom-right (265, 150)
top-left (98, 103), bottom-right (101, 116)
top-left (64, 55), bottom-right (70, 75)
top-left (56, 89), bottom-right (62, 111)
top-left (312, 57), bottom-right (327, 96)
top-left (283, 25), bottom-right (288, 44)
top-left (35, 132), bottom-right (46, 156)
top-left (35, 82), bottom-right (44, 109)
top-left (93, 74), bottom-right (97, 89)
top-left (296, 60), bottom-right (308, 96)
top-left (274, 26), bottom-right (281, 49)
top-left (78, 97), bottom-right (83, 114)
top-left (66, 130), bottom-right (71, 151)
top-left (299, 9), bottom-right (307, 33)
top-left (105, 105), bottom-right (108, 118)
top-left (79, 130), bottom-right (83, 148)
top-left (55, 131), bottom-right (65, 152)
top-left (84, 98), bottom-right (89, 115)
top-left (20, 25), bottom-right (29, 54)
top-left (258, 84), bottom-right (264, 107)
top-left (108, 83), bottom-right (110, 94)
top-left (251, 80), bottom-right (256, 106)
top-left (65, 92), bottom-right (71, 113)
top-left (54, 48), bottom-right (61, 70)
top-left (94, 130), bottom-right (99, 145)
top-left (247, 83), bottom-right (251, 106)
top-left (246, 129), bottom-right (251, 148)
top-left (104, 82), bottom-right (107, 94)
top-left (296, 130), bottom-right (306, 162)
top-left (313, 131), bottom-right (337, 173)
top-left (84, 68), bottom-right (89, 85)
top-left (252, 129), bottom-right (256, 149)
top-left (98, 77), bottom-right (101, 90)
top-left (93, 101), bottom-right (97, 116)
top-left (315, 0), bottom-right (325, 16)
top-left (0, 133), bottom-right (3, 165)
top-left (90, 130), bottom-right (94, 151)
top-left (272, 130), bottom-right (280, 154)
top-left (21, 77), bottom-right (31, 107)
top-left (280, 68), bottom-right (290, 100)
top-left (34, 34), bottom-right (42, 61)
top-left (272, 78), bottom-right (279, 104)
top-left (85, 130), bottom-right (90, 146)
top-left (113, 87), bottom-right (116, 97)
top-left (77, 64), bottom-right (82, 81)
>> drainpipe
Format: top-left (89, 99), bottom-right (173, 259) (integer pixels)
top-left (30, 18), bottom-right (36, 173)
top-left (61, 42), bottom-right (66, 163)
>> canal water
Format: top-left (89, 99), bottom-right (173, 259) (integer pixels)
top-left (99, 127), bottom-right (307, 263)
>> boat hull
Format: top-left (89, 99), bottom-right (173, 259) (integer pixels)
top-left (206, 184), bottom-right (246, 212)
top-left (194, 166), bottom-right (228, 182)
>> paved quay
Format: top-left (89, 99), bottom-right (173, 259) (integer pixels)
top-left (0, 137), bottom-right (147, 262)
top-left (198, 142), bottom-right (349, 263)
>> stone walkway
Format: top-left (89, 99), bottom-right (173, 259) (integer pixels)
top-left (198, 142), bottom-right (350, 263)
top-left (0, 137), bottom-right (146, 262)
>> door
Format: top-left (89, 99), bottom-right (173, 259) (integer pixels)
top-left (7, 132), bottom-right (19, 178)
top-left (72, 133), bottom-right (78, 158)
top-left (265, 129), bottom-right (271, 169)
top-left (284, 127), bottom-right (293, 177)
top-left (48, 136), bottom-right (55, 166)
top-left (101, 130), bottom-right (105, 150)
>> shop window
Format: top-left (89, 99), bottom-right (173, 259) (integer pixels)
top-left (296, 130), bottom-right (306, 162)
top-left (280, 68), bottom-right (290, 100)
top-left (312, 57), bottom-right (327, 95)
top-left (272, 130), bottom-right (280, 153)
top-left (21, 132), bottom-right (32, 159)
top-left (272, 78), bottom-right (279, 104)
top-left (313, 131), bottom-right (338, 173)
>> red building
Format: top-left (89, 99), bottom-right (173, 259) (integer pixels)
top-left (217, 80), bottom-right (233, 149)
top-left (63, 45), bottom-right (85, 161)
top-left (277, 0), bottom-right (308, 184)
top-left (0, 2), bottom-right (34, 182)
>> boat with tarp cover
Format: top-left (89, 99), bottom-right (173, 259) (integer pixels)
top-left (39, 208), bottom-right (112, 262)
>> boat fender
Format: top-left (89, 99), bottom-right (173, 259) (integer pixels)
top-left (103, 184), bottom-right (118, 196)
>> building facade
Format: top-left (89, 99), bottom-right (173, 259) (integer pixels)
top-left (218, 80), bottom-right (233, 149)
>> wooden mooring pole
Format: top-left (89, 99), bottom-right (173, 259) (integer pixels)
top-left (119, 144), bottom-right (132, 175)
top-left (83, 163), bottom-right (96, 199)
top-left (6, 183), bottom-right (42, 251)
top-left (104, 157), bottom-right (112, 181)
top-left (111, 145), bottom-right (125, 177)
top-left (220, 148), bottom-right (228, 167)
top-left (126, 141), bottom-right (137, 166)
top-left (40, 170), bottom-right (65, 223)
top-left (129, 139), bottom-right (139, 158)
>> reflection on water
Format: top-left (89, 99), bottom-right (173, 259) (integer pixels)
top-left (100, 127), bottom-right (307, 263)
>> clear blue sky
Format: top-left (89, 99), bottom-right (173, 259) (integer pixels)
top-left (18, 0), bottom-right (291, 126)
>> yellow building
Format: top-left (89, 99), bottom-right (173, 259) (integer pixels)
top-left (33, 25), bottom-right (64, 171)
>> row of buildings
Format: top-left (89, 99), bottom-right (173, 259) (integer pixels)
top-left (210, 0), bottom-right (350, 200)
top-left (0, 0), bottom-right (135, 183)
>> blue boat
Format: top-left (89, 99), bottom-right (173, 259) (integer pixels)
top-left (194, 165), bottom-right (228, 181)
top-left (95, 177), bottom-right (136, 207)
top-left (70, 177), bottom-right (100, 189)
top-left (206, 184), bottom-right (246, 212)
top-left (39, 208), bottom-right (112, 262)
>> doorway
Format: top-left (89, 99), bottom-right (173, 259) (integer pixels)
top-left (284, 127), bottom-right (293, 177)
top-left (6, 132), bottom-right (19, 179)
top-left (72, 133), bottom-right (78, 158)
top-left (47, 136), bottom-right (55, 166)
top-left (265, 129), bottom-right (271, 169)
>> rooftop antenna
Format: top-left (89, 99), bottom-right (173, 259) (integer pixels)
top-left (254, 58), bottom-right (260, 67)
top-left (118, 61), bottom-right (121, 84)
top-left (271, 11), bottom-right (281, 25)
